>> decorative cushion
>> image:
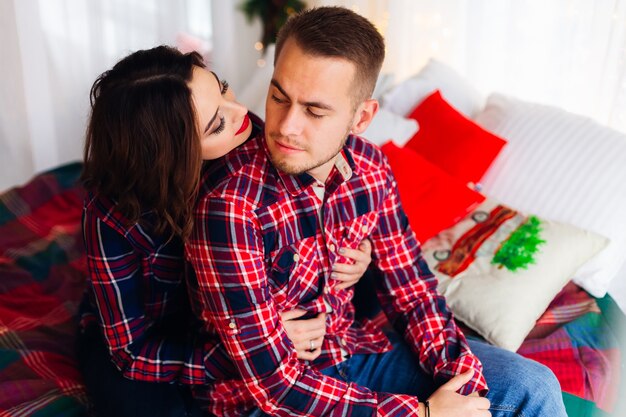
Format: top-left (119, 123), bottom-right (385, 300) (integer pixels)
top-left (609, 262), bottom-right (626, 314)
top-left (422, 199), bottom-right (608, 352)
top-left (476, 93), bottom-right (626, 298)
top-left (371, 72), bottom-right (396, 101)
top-left (382, 142), bottom-right (484, 243)
top-left (381, 59), bottom-right (485, 118)
top-left (405, 91), bottom-right (507, 184)
top-left (362, 109), bottom-right (419, 147)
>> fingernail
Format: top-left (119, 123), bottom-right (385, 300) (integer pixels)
top-left (331, 272), bottom-right (337, 278)
top-left (338, 248), bottom-right (345, 254)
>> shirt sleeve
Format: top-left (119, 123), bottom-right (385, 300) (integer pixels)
top-left (187, 197), bottom-right (424, 417)
top-left (369, 161), bottom-right (489, 396)
top-left (82, 208), bottom-right (231, 384)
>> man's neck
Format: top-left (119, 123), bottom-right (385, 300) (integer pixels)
top-left (307, 154), bottom-right (340, 184)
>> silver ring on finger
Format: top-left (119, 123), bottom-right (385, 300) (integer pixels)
top-left (310, 339), bottom-right (315, 351)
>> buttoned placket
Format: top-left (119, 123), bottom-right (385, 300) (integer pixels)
top-left (314, 154), bottom-right (354, 358)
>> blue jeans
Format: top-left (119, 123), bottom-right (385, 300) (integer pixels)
top-left (249, 330), bottom-right (567, 416)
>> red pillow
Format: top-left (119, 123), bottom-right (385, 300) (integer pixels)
top-left (382, 142), bottom-right (485, 243)
top-left (405, 90), bottom-right (506, 183)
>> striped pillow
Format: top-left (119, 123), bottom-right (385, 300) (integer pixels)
top-left (476, 94), bottom-right (626, 297)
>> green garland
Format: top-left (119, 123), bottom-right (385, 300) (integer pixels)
top-left (239, 0), bottom-right (307, 51)
top-left (492, 216), bottom-right (546, 272)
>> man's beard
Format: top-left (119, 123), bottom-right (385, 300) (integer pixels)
top-left (268, 126), bottom-right (351, 176)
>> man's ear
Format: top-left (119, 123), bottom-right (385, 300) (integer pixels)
top-left (350, 99), bottom-right (379, 135)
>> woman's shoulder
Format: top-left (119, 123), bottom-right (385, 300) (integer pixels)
top-left (83, 191), bottom-right (175, 252)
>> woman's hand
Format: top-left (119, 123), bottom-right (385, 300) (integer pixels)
top-left (280, 309), bottom-right (327, 361)
top-left (333, 239), bottom-right (372, 290)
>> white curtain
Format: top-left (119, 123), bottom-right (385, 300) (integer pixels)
top-left (311, 0), bottom-right (626, 133)
top-left (4, 0), bottom-right (626, 191)
top-left (0, 0), bottom-right (217, 191)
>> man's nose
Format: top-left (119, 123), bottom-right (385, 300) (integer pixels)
top-left (277, 106), bottom-right (303, 137)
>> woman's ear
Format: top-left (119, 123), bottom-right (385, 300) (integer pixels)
top-left (350, 99), bottom-right (379, 135)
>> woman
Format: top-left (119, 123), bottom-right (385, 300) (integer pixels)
top-left (79, 45), bottom-right (372, 417)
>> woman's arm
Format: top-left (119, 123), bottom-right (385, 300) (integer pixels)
top-left (83, 206), bottom-right (233, 384)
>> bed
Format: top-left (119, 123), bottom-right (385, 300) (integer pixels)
top-left (1, 59), bottom-right (626, 416)
top-left (1, 164), bottom-right (624, 416)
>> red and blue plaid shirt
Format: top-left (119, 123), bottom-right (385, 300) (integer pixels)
top-left (186, 129), bottom-right (488, 417)
top-left (81, 193), bottom-right (235, 384)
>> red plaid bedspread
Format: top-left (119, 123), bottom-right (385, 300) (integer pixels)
top-left (518, 282), bottom-right (622, 412)
top-left (0, 163), bottom-right (90, 417)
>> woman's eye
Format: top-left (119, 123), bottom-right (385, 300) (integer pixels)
top-left (220, 79), bottom-right (229, 95)
top-left (211, 116), bottom-right (225, 135)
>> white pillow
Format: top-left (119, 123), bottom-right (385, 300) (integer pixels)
top-left (361, 109), bottom-right (419, 147)
top-left (372, 73), bottom-right (396, 101)
top-left (422, 198), bottom-right (608, 351)
top-left (381, 59), bottom-right (485, 118)
top-left (608, 260), bottom-right (626, 314)
top-left (476, 93), bottom-right (626, 298)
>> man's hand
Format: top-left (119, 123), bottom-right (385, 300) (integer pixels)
top-left (280, 309), bottom-right (327, 361)
top-left (333, 239), bottom-right (372, 290)
top-left (425, 370), bottom-right (491, 417)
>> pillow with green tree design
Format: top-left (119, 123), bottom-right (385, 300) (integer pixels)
top-left (421, 198), bottom-right (609, 351)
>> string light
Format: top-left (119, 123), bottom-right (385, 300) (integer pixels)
top-left (257, 58), bottom-right (266, 68)
top-left (254, 42), bottom-right (264, 51)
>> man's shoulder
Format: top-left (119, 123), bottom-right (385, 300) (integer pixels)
top-left (346, 134), bottom-right (390, 173)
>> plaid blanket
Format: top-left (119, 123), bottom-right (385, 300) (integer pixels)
top-left (518, 283), bottom-right (624, 415)
top-left (0, 163), bottom-right (89, 417)
top-left (0, 162), bottom-right (623, 416)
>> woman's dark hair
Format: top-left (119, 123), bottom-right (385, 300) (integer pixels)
top-left (82, 45), bottom-right (205, 240)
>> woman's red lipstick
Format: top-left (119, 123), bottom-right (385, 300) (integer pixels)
top-left (236, 114), bottom-right (250, 135)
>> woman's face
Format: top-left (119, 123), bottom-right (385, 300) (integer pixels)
top-left (189, 66), bottom-right (253, 160)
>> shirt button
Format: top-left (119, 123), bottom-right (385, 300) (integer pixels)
top-left (228, 321), bottom-right (236, 329)
top-left (293, 253), bottom-right (300, 262)
top-left (340, 338), bottom-right (347, 346)
top-left (324, 286), bottom-right (330, 294)
top-left (328, 243), bottom-right (336, 253)
top-left (361, 225), bottom-right (368, 233)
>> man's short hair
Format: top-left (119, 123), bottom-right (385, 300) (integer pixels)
top-left (275, 6), bottom-right (385, 105)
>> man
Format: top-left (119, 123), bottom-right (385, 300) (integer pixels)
top-left (186, 6), bottom-right (567, 417)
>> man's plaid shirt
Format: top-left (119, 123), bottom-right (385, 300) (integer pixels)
top-left (186, 128), bottom-right (488, 417)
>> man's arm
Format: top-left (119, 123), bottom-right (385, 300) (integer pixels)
top-left (187, 196), bottom-right (424, 417)
top-left (369, 162), bottom-right (488, 395)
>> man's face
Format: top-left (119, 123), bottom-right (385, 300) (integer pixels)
top-left (264, 39), bottom-right (360, 182)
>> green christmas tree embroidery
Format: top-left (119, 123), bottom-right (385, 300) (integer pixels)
top-left (492, 216), bottom-right (545, 272)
